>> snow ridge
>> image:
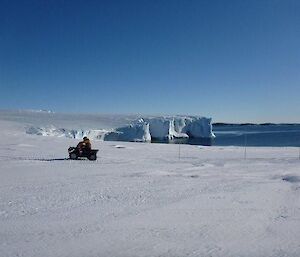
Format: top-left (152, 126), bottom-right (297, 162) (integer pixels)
top-left (26, 126), bottom-right (107, 140)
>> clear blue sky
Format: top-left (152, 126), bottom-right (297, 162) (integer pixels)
top-left (0, 0), bottom-right (299, 122)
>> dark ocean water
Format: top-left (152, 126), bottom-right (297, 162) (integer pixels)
top-left (212, 124), bottom-right (300, 147)
top-left (154, 124), bottom-right (300, 147)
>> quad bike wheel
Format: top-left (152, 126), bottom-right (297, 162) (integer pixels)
top-left (70, 153), bottom-right (78, 160)
top-left (88, 154), bottom-right (97, 161)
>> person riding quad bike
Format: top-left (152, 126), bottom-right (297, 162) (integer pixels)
top-left (77, 136), bottom-right (91, 154)
top-left (68, 137), bottom-right (98, 160)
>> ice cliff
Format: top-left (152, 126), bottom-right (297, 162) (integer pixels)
top-left (25, 115), bottom-right (215, 142)
top-left (104, 116), bottom-right (215, 142)
top-left (144, 116), bottom-right (214, 139)
top-left (104, 123), bottom-right (151, 142)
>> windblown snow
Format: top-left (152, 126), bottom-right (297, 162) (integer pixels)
top-left (1, 110), bottom-right (300, 257)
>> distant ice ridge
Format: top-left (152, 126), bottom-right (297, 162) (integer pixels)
top-left (26, 126), bottom-right (108, 140)
top-left (25, 116), bottom-right (215, 142)
top-left (22, 109), bottom-right (55, 113)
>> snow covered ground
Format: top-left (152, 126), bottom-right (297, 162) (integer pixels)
top-left (1, 119), bottom-right (300, 257)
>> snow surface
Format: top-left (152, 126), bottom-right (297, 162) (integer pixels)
top-left (1, 118), bottom-right (300, 257)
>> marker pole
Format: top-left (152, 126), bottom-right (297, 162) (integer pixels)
top-left (244, 134), bottom-right (247, 160)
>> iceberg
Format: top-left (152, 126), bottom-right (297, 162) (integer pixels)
top-left (182, 117), bottom-right (214, 138)
top-left (146, 117), bottom-right (174, 139)
top-left (139, 116), bottom-right (215, 140)
top-left (104, 116), bottom-right (215, 142)
top-left (21, 111), bottom-right (214, 143)
top-left (104, 123), bottom-right (151, 142)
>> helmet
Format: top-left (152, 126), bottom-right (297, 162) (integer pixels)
top-left (83, 136), bottom-right (88, 140)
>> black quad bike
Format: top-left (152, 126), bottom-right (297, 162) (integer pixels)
top-left (68, 147), bottom-right (99, 161)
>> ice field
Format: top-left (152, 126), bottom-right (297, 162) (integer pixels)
top-left (1, 119), bottom-right (300, 257)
